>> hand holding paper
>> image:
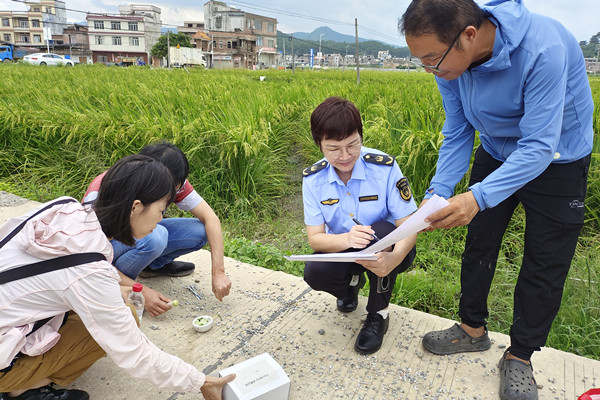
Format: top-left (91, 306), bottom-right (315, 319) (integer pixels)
top-left (285, 194), bottom-right (450, 262)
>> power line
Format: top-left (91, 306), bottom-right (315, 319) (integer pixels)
top-left (227, 0), bottom-right (406, 46)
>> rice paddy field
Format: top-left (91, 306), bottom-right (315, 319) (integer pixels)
top-left (0, 64), bottom-right (599, 360)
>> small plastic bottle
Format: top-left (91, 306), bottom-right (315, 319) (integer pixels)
top-left (129, 283), bottom-right (145, 324)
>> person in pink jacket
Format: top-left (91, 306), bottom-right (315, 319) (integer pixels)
top-left (0, 155), bottom-right (234, 400)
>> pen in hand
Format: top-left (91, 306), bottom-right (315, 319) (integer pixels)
top-left (351, 218), bottom-right (380, 241)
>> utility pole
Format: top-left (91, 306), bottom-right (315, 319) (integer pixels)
top-left (355, 18), bottom-right (360, 84)
top-left (319, 33), bottom-right (324, 54)
top-left (291, 33), bottom-right (295, 74)
top-left (167, 30), bottom-right (170, 68)
top-left (344, 44), bottom-right (348, 71)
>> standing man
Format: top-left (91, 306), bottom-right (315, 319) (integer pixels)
top-left (400, 1), bottom-right (593, 399)
top-left (84, 143), bottom-right (232, 317)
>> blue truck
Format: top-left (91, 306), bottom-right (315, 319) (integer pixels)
top-left (0, 42), bottom-right (27, 62)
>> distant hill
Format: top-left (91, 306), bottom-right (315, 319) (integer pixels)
top-left (293, 26), bottom-right (372, 44)
top-left (277, 26), bottom-right (410, 58)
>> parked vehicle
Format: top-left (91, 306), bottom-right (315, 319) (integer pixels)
top-left (169, 46), bottom-right (206, 68)
top-left (23, 53), bottom-right (74, 66)
top-left (0, 42), bottom-right (27, 62)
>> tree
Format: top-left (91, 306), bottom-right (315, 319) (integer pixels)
top-left (579, 32), bottom-right (600, 59)
top-left (150, 32), bottom-right (193, 59)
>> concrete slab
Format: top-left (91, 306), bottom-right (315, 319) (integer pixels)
top-left (1, 197), bottom-right (598, 399)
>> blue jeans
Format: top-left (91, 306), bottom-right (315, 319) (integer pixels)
top-left (111, 218), bottom-right (208, 279)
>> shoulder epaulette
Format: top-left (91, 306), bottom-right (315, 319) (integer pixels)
top-left (363, 153), bottom-right (394, 166)
top-left (302, 160), bottom-right (328, 177)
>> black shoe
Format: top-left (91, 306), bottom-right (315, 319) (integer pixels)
top-left (336, 273), bottom-right (366, 313)
top-left (354, 312), bottom-right (389, 355)
top-left (2, 385), bottom-right (89, 400)
top-left (138, 261), bottom-right (195, 278)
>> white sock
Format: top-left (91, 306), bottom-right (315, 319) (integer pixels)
top-left (377, 309), bottom-right (389, 319)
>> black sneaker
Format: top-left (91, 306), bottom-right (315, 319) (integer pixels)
top-left (2, 385), bottom-right (89, 400)
top-left (336, 273), bottom-right (366, 313)
top-left (354, 312), bottom-right (390, 355)
top-left (138, 261), bottom-right (195, 278)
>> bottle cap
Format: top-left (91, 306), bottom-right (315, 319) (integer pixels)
top-left (132, 283), bottom-right (143, 292)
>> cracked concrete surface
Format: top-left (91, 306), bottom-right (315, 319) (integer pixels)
top-left (0, 194), bottom-right (598, 399)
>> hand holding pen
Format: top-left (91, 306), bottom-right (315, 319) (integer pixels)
top-left (351, 218), bottom-right (380, 242)
top-left (352, 218), bottom-right (390, 293)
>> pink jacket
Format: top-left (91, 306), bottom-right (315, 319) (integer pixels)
top-left (0, 197), bottom-right (205, 392)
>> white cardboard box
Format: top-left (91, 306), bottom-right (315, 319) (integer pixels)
top-left (218, 353), bottom-right (290, 400)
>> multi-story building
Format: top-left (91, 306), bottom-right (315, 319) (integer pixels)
top-left (178, 21), bottom-right (204, 37)
top-left (87, 4), bottom-right (161, 65)
top-left (203, 1), bottom-right (277, 69)
top-left (0, 0), bottom-right (66, 49)
top-left (62, 24), bottom-right (92, 64)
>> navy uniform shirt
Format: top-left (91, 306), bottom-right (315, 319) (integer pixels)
top-left (302, 146), bottom-right (417, 234)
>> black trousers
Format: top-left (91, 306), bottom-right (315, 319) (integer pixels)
top-left (460, 146), bottom-right (590, 360)
top-left (304, 220), bottom-right (416, 314)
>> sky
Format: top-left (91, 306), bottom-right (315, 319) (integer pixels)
top-left (1, 0), bottom-right (598, 46)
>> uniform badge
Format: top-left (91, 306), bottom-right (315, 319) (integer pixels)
top-left (321, 198), bottom-right (339, 206)
top-left (363, 153), bottom-right (394, 166)
top-left (359, 195), bottom-right (378, 202)
top-left (396, 177), bottom-right (412, 201)
top-left (303, 161), bottom-right (328, 177)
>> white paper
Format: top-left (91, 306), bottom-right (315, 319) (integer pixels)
top-left (285, 194), bottom-right (449, 262)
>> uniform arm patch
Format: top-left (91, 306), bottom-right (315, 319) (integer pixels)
top-left (363, 153), bottom-right (394, 166)
top-left (396, 177), bottom-right (412, 201)
top-left (303, 161), bottom-right (328, 177)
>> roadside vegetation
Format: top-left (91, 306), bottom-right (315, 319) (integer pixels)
top-left (0, 64), bottom-right (598, 360)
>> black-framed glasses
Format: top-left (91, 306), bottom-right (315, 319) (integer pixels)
top-left (410, 29), bottom-right (464, 72)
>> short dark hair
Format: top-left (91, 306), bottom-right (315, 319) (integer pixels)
top-left (139, 141), bottom-right (189, 189)
top-left (399, 0), bottom-right (485, 48)
top-left (310, 97), bottom-right (363, 147)
top-left (93, 154), bottom-right (176, 246)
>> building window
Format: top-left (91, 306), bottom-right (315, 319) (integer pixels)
top-left (130, 37), bottom-right (139, 46)
top-left (227, 41), bottom-right (231, 49)
top-left (3, 33), bottom-right (11, 42)
top-left (45, 7), bottom-right (52, 13)
top-left (268, 23), bottom-right (274, 32)
top-left (215, 16), bottom-right (222, 29)
top-left (232, 41), bottom-right (237, 49)
top-left (1, 18), bottom-right (9, 27)
top-left (246, 19), bottom-right (250, 28)
top-left (95, 35), bottom-right (104, 45)
top-left (254, 21), bottom-right (262, 31)
top-left (112, 36), bottom-right (121, 45)
top-left (20, 33), bottom-right (30, 43)
top-left (31, 19), bottom-right (40, 27)
top-left (267, 39), bottom-right (274, 48)
top-left (111, 21), bottom-right (120, 30)
top-left (128, 22), bottom-right (138, 31)
top-left (33, 7), bottom-right (40, 12)
top-left (256, 36), bottom-right (263, 46)
top-left (19, 19), bottom-right (28, 28)
top-left (94, 21), bottom-right (104, 29)
top-left (98, 55), bottom-right (108, 63)
top-left (33, 34), bottom-right (41, 43)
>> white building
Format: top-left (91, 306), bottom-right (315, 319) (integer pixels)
top-left (87, 4), bottom-right (161, 65)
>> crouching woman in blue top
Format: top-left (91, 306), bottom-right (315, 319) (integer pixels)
top-left (302, 97), bottom-right (417, 355)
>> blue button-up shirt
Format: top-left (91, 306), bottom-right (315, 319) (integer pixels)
top-left (303, 147), bottom-right (417, 234)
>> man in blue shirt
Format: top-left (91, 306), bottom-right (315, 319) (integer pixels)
top-left (302, 97), bottom-right (417, 355)
top-left (400, 0), bottom-right (593, 398)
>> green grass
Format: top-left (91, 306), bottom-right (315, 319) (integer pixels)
top-left (1, 64), bottom-right (599, 360)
